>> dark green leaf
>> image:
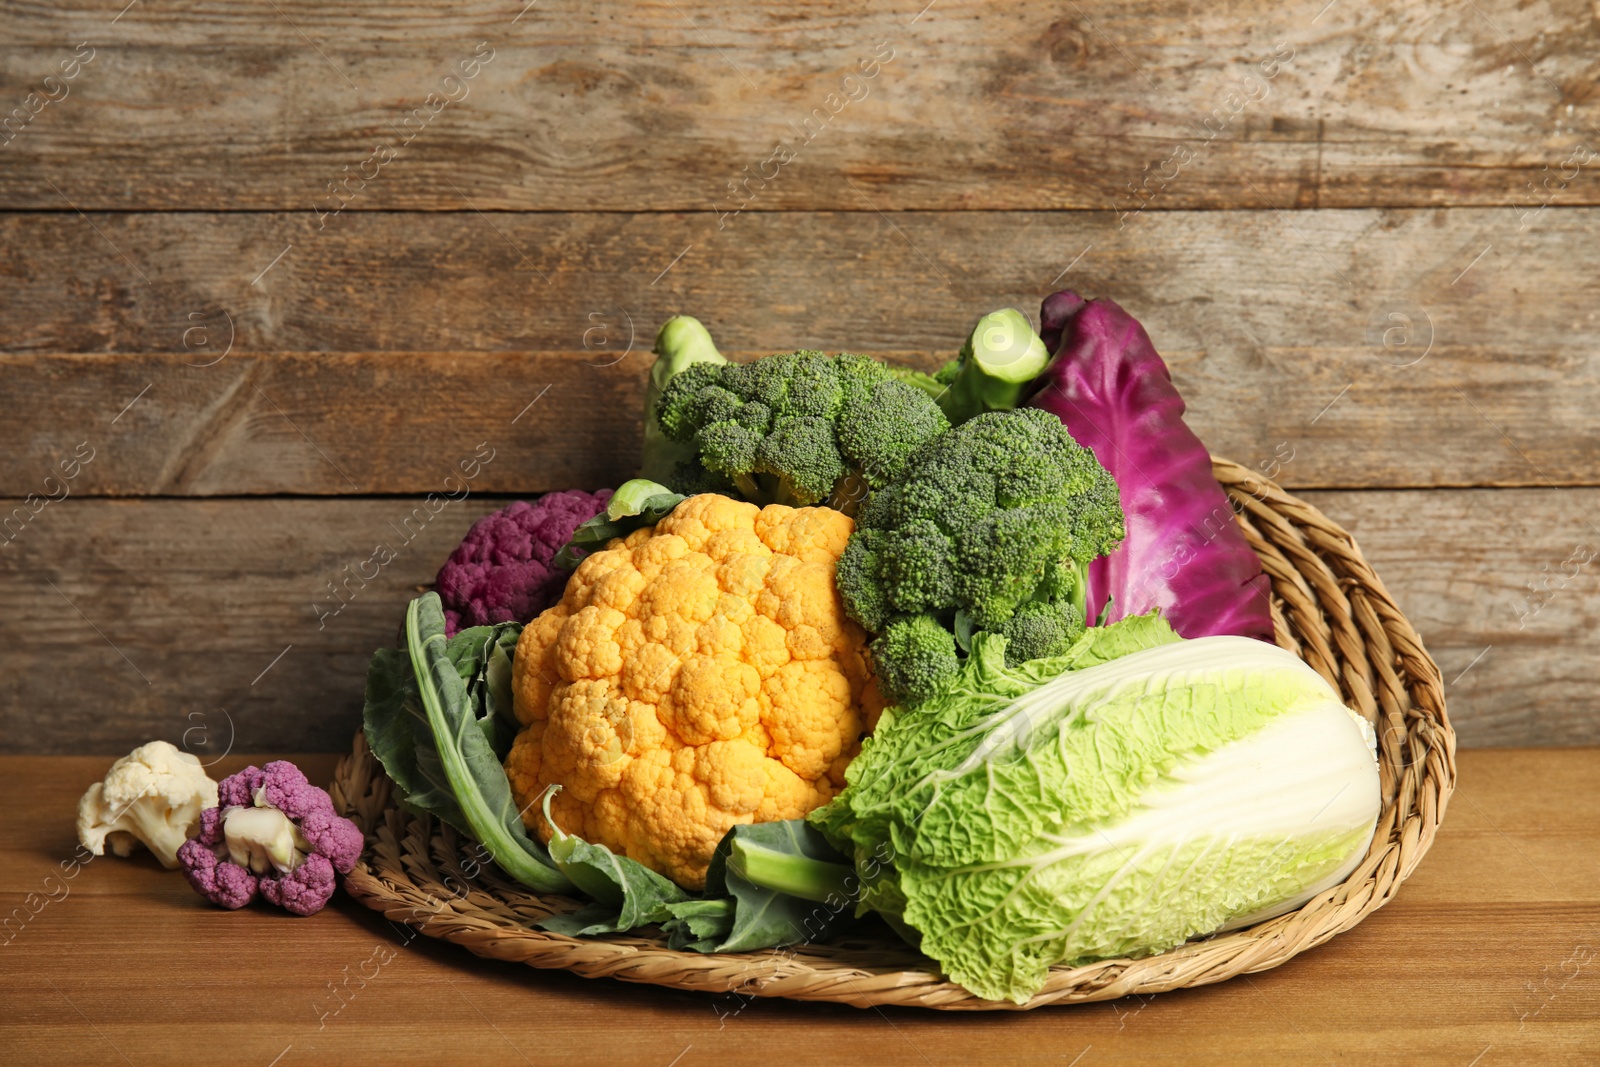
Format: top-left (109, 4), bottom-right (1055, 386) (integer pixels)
top-left (953, 610), bottom-right (977, 653)
top-left (403, 593), bottom-right (572, 893)
top-left (362, 646), bottom-right (468, 826)
top-left (532, 789), bottom-right (691, 934)
top-left (539, 902), bottom-right (639, 938)
top-left (680, 820), bottom-right (857, 953)
top-left (483, 628), bottom-right (519, 756)
top-left (452, 622), bottom-right (522, 759)
top-left (553, 489), bottom-right (684, 572)
top-left (661, 899), bottom-right (736, 951)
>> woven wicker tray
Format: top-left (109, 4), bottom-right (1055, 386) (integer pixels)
top-left (327, 458), bottom-right (1457, 1010)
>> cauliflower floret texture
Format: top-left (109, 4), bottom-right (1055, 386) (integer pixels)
top-left (506, 493), bottom-right (881, 889)
top-left (76, 740), bottom-right (219, 869)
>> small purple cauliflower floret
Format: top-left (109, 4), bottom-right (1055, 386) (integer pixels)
top-left (259, 853), bottom-right (339, 917)
top-left (177, 760), bottom-right (364, 916)
top-left (177, 808), bottom-right (258, 909)
top-left (435, 489), bottom-right (614, 636)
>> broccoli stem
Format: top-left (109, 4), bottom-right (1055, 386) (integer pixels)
top-left (737, 471), bottom-right (822, 509)
top-left (727, 838), bottom-right (857, 904)
top-left (732, 472), bottom-right (764, 502)
top-left (825, 470), bottom-right (871, 517)
top-left (642, 316), bottom-right (730, 483)
top-left (937, 308), bottom-right (1051, 425)
top-left (1069, 557), bottom-right (1091, 624)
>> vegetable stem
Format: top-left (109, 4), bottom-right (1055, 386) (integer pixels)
top-left (405, 596), bottom-right (574, 893)
top-left (727, 838), bottom-right (857, 904)
top-left (1070, 557), bottom-right (1091, 624)
top-left (937, 308), bottom-right (1051, 423)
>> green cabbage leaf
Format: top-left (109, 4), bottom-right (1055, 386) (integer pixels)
top-left (812, 621), bottom-right (1381, 1003)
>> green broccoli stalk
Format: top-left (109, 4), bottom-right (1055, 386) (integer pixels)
top-left (885, 365), bottom-right (953, 402)
top-left (935, 308), bottom-right (1051, 425)
top-left (641, 316), bottom-right (731, 485)
top-left (834, 408), bottom-right (1124, 704)
top-left (655, 350), bottom-right (949, 515)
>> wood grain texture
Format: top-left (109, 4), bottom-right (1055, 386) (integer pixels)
top-left (0, 496), bottom-right (503, 756)
top-left (4, 207), bottom-right (1599, 490)
top-left (0, 488), bottom-right (1592, 753)
top-left (1, 1), bottom-right (1596, 210)
top-left (2, 749), bottom-right (1597, 1064)
top-left (0, 352), bottom-right (638, 496)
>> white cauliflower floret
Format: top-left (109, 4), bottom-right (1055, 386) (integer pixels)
top-left (76, 741), bottom-right (219, 869)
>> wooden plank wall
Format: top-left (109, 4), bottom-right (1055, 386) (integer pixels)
top-left (1, 1), bottom-right (1595, 752)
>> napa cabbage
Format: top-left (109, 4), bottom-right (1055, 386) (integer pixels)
top-left (809, 618), bottom-right (1381, 1003)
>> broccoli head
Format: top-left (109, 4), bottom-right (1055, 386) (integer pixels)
top-left (654, 350), bottom-right (950, 512)
top-left (869, 614), bottom-right (962, 706)
top-left (999, 599), bottom-right (1086, 666)
top-left (837, 408), bottom-right (1124, 701)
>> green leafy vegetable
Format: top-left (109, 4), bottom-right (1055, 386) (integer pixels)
top-left (661, 899), bottom-right (736, 951)
top-left (800, 620), bottom-right (1381, 1003)
top-left (447, 622), bottom-right (522, 758)
top-left (535, 788), bottom-right (691, 935)
top-left (553, 478), bottom-right (686, 570)
top-left (528, 807), bottom-right (858, 953)
top-left (662, 821), bottom-right (856, 953)
top-left (362, 593), bottom-right (573, 893)
top-left (364, 646), bottom-right (465, 827)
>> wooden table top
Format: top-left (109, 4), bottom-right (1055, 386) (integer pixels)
top-left (3, 749), bottom-right (1596, 1066)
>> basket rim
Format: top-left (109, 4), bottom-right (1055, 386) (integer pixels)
top-left (327, 457), bottom-right (1458, 1010)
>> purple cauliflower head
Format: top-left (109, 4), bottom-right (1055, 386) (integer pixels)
top-left (177, 760), bottom-right (364, 916)
top-left (435, 489), bottom-right (613, 635)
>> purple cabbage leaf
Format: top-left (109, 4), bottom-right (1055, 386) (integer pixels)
top-left (1027, 290), bottom-right (1273, 642)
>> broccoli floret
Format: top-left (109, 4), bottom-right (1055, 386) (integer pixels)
top-left (833, 351), bottom-right (893, 404)
top-left (954, 504), bottom-right (1077, 627)
top-left (870, 614), bottom-right (960, 706)
top-left (651, 348), bottom-right (949, 514)
top-left (756, 416), bottom-right (847, 504)
top-left (839, 379), bottom-right (953, 488)
top-left (780, 353), bottom-right (845, 418)
top-left (693, 385), bottom-right (744, 428)
top-left (659, 361), bottom-right (729, 442)
top-left (834, 531), bottom-right (891, 632)
top-left (734, 401), bottom-right (772, 433)
top-left (1000, 599), bottom-right (1086, 666)
top-left (880, 520), bottom-right (958, 615)
top-left (839, 407), bottom-right (1124, 693)
top-left (697, 420), bottom-right (764, 482)
top-left (854, 483), bottom-right (899, 530)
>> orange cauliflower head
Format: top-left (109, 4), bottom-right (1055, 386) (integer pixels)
top-left (505, 493), bottom-right (883, 890)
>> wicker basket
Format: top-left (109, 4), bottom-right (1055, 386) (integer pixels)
top-left (328, 458), bottom-right (1456, 1010)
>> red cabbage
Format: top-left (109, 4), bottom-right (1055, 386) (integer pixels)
top-left (1027, 290), bottom-right (1273, 642)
